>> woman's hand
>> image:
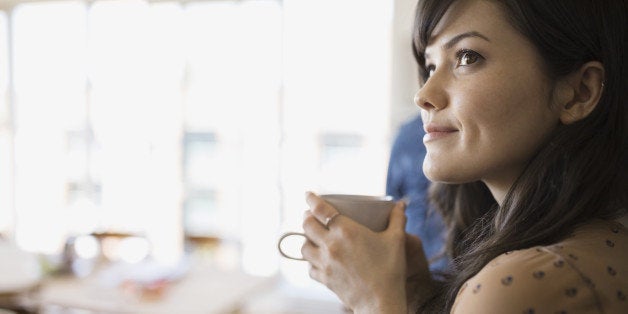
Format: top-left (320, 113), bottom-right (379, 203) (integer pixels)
top-left (300, 192), bottom-right (420, 313)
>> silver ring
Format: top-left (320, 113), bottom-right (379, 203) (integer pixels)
top-left (324, 212), bottom-right (341, 229)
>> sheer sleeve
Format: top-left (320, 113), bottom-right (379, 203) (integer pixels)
top-left (451, 247), bottom-right (602, 314)
top-left (448, 220), bottom-right (627, 313)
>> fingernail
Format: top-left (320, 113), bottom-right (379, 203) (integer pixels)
top-left (398, 200), bottom-right (407, 211)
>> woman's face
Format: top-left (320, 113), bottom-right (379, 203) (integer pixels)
top-left (415, 0), bottom-right (561, 201)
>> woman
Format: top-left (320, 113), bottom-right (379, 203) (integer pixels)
top-left (300, 0), bottom-right (627, 313)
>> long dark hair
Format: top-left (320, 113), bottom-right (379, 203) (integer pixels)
top-left (411, 0), bottom-right (628, 311)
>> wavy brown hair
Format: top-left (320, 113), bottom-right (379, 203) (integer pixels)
top-left (411, 0), bottom-right (628, 311)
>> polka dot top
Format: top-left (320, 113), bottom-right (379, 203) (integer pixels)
top-left (451, 220), bottom-right (628, 313)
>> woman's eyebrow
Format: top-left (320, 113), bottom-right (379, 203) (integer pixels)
top-left (443, 31), bottom-right (491, 50)
top-left (425, 31), bottom-right (491, 59)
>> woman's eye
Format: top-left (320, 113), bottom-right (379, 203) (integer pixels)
top-left (423, 65), bottom-right (435, 80)
top-left (456, 49), bottom-right (482, 66)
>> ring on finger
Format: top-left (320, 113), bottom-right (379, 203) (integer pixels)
top-left (324, 212), bottom-right (341, 229)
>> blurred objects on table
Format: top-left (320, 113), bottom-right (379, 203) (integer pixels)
top-left (0, 237), bottom-right (42, 313)
top-left (29, 250), bottom-right (274, 313)
top-left (1, 231), bottom-right (348, 313)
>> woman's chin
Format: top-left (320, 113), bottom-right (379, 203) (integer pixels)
top-left (423, 164), bottom-right (474, 184)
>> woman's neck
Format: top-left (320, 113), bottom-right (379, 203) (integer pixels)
top-left (482, 168), bottom-right (523, 206)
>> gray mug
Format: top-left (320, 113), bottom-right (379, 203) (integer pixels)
top-left (277, 194), bottom-right (395, 260)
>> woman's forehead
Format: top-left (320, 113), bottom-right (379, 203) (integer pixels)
top-left (424, 0), bottom-right (506, 52)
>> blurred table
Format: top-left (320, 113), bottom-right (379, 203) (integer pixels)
top-left (29, 260), bottom-right (274, 313)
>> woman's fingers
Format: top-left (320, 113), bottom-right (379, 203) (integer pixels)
top-left (308, 264), bottom-right (323, 283)
top-left (305, 191), bottom-right (341, 228)
top-left (303, 210), bottom-right (327, 246)
top-left (301, 192), bottom-right (345, 273)
top-left (387, 201), bottom-right (407, 232)
top-left (301, 239), bottom-right (322, 268)
top-left (299, 193), bottom-right (412, 311)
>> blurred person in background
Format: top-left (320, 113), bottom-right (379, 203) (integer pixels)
top-left (386, 114), bottom-right (447, 271)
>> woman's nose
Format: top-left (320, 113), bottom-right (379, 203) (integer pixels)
top-left (414, 78), bottom-right (447, 111)
top-left (413, 91), bottom-right (430, 109)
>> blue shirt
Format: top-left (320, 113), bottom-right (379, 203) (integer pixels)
top-left (386, 115), bottom-right (447, 271)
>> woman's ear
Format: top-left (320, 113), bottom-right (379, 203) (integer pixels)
top-left (554, 61), bottom-right (605, 125)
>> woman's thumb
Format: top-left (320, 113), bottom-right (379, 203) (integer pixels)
top-left (388, 200), bottom-right (407, 231)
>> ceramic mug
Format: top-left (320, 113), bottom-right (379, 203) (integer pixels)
top-left (277, 194), bottom-right (396, 260)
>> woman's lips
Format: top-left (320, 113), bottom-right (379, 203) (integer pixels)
top-left (423, 124), bottom-right (458, 143)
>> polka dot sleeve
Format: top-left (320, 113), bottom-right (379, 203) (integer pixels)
top-left (450, 220), bottom-right (628, 314)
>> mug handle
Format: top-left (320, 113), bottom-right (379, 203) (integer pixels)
top-left (277, 232), bottom-right (307, 261)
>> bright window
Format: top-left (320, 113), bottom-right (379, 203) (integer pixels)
top-left (13, 0), bottom-right (88, 253)
top-left (0, 11), bottom-right (11, 234)
top-left (279, 0), bottom-right (391, 285)
top-left (1, 0), bottom-right (393, 279)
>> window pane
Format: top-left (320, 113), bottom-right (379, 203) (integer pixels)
top-left (5, 0), bottom-right (391, 284)
top-left (281, 0), bottom-right (391, 219)
top-left (183, 0), bottom-right (282, 276)
top-left (88, 0), bottom-right (184, 263)
top-left (12, 1), bottom-right (87, 253)
top-left (280, 0), bottom-right (392, 286)
top-left (183, 0), bottom-right (281, 131)
top-left (0, 11), bottom-right (11, 234)
top-left (0, 11), bottom-right (7, 91)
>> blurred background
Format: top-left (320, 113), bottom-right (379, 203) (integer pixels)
top-left (0, 0), bottom-right (420, 312)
